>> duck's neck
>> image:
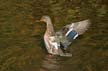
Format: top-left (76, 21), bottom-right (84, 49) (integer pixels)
top-left (46, 19), bottom-right (55, 35)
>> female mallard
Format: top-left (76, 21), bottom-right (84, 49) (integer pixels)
top-left (38, 16), bottom-right (90, 57)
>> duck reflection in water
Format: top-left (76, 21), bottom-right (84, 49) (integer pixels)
top-left (40, 54), bottom-right (61, 71)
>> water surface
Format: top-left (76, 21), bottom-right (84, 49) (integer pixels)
top-left (0, 0), bottom-right (107, 71)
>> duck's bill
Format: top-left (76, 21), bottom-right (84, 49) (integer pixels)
top-left (35, 20), bottom-right (42, 22)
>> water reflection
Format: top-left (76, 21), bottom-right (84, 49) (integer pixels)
top-left (40, 55), bottom-right (61, 71)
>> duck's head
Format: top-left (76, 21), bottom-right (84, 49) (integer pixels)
top-left (36, 15), bottom-right (51, 24)
top-left (40, 16), bottom-right (51, 22)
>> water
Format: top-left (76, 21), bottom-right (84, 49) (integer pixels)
top-left (40, 55), bottom-right (60, 71)
top-left (40, 55), bottom-right (73, 71)
top-left (0, 0), bottom-right (107, 71)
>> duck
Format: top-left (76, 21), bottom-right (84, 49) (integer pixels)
top-left (37, 15), bottom-right (90, 57)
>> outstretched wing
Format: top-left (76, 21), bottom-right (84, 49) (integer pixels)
top-left (56, 19), bottom-right (91, 49)
top-left (56, 19), bottom-right (90, 36)
top-left (72, 19), bottom-right (91, 35)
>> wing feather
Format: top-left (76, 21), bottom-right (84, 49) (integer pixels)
top-left (73, 19), bottom-right (91, 35)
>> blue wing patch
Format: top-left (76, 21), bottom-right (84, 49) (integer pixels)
top-left (66, 30), bottom-right (78, 40)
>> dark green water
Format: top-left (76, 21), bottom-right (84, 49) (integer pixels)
top-left (0, 0), bottom-right (108, 71)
